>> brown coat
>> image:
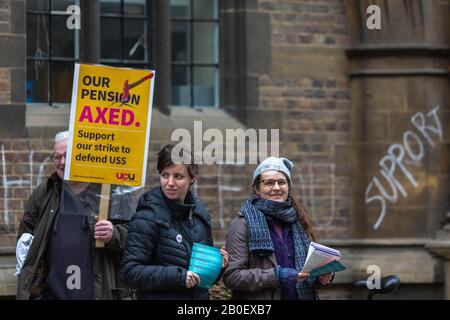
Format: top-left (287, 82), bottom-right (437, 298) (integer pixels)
top-left (223, 214), bottom-right (281, 300)
top-left (16, 173), bottom-right (130, 300)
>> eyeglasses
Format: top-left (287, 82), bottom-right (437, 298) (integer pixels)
top-left (260, 179), bottom-right (288, 188)
top-left (53, 152), bottom-right (66, 162)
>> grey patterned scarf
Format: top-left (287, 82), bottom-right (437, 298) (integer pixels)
top-left (241, 194), bottom-right (317, 300)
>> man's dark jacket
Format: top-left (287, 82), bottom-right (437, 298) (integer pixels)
top-left (16, 173), bottom-right (129, 300)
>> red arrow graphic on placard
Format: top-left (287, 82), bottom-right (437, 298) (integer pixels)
top-left (121, 72), bottom-right (154, 103)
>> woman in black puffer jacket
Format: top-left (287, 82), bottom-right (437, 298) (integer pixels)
top-left (120, 144), bottom-right (228, 300)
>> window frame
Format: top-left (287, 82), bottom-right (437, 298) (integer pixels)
top-left (26, 0), bottom-right (153, 106)
top-left (26, 0), bottom-right (81, 105)
top-left (170, 0), bottom-right (220, 108)
top-left (99, 0), bottom-right (153, 67)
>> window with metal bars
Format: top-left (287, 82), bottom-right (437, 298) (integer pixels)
top-left (26, 0), bottom-right (80, 104)
top-left (26, 0), bottom-right (152, 105)
top-left (170, 0), bottom-right (219, 108)
top-left (100, 0), bottom-right (152, 68)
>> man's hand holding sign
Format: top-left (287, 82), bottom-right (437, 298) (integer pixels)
top-left (65, 64), bottom-right (155, 247)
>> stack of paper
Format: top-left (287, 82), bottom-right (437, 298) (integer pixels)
top-left (300, 242), bottom-right (346, 277)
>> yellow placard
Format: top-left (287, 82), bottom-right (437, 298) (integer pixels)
top-left (65, 63), bottom-right (155, 187)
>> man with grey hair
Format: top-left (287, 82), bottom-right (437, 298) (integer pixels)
top-left (16, 131), bottom-right (130, 300)
top-left (53, 130), bottom-right (69, 181)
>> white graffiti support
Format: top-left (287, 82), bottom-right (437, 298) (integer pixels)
top-left (217, 165), bottom-right (224, 229)
top-left (1, 145), bottom-right (52, 225)
top-left (193, 178), bottom-right (198, 197)
top-left (298, 170), bottom-right (308, 208)
top-left (411, 106), bottom-right (443, 148)
top-left (37, 156), bottom-right (52, 186)
top-left (365, 181), bottom-right (386, 230)
top-left (365, 106), bottom-right (443, 230)
top-left (217, 164), bottom-right (241, 229)
top-left (297, 162), bottom-right (336, 229)
top-left (403, 131), bottom-right (424, 164)
top-left (308, 162), bottom-right (316, 221)
top-left (329, 163), bottom-right (336, 228)
top-left (2, 145), bottom-right (8, 225)
top-left (29, 150), bottom-right (34, 193)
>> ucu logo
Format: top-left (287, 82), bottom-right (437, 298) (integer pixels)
top-left (116, 172), bottom-right (136, 181)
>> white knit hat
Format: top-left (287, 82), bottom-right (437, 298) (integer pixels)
top-left (252, 156), bottom-right (294, 185)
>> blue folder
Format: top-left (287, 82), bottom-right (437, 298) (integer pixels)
top-left (188, 243), bottom-right (223, 289)
top-left (309, 260), bottom-right (346, 277)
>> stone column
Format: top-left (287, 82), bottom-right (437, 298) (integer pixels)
top-left (153, 0), bottom-right (171, 115)
top-left (346, 0), bottom-right (449, 238)
top-left (0, 0), bottom-right (26, 137)
top-left (80, 0), bottom-right (100, 63)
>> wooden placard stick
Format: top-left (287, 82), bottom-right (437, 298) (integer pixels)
top-left (96, 183), bottom-right (111, 248)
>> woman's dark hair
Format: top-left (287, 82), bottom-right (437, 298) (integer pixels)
top-left (253, 174), bottom-right (316, 241)
top-left (289, 196), bottom-right (316, 242)
top-left (157, 144), bottom-right (199, 178)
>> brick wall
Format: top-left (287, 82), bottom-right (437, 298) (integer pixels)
top-left (0, 1), bottom-right (12, 105)
top-left (260, 0), bottom-right (349, 47)
top-left (0, 0), bottom-right (350, 249)
top-left (0, 0), bottom-right (26, 252)
top-left (0, 69), bottom-right (11, 104)
top-left (0, 0), bottom-right (26, 137)
top-left (0, 139), bottom-right (54, 246)
top-left (257, 0), bottom-right (352, 238)
top-left (0, 138), bottom-right (254, 247)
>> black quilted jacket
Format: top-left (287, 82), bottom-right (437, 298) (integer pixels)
top-left (120, 186), bottom-right (215, 300)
